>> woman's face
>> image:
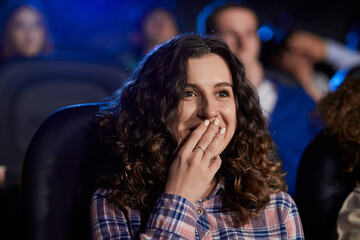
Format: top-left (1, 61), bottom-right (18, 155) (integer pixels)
top-left (215, 8), bottom-right (260, 66)
top-left (9, 6), bottom-right (46, 57)
top-left (143, 9), bottom-right (178, 44)
top-left (172, 53), bottom-right (237, 155)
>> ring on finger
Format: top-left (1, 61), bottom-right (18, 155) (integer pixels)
top-left (195, 145), bottom-right (205, 153)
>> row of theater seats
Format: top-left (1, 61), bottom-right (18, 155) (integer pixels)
top-left (0, 53), bottom-right (128, 239)
top-left (0, 53), bottom-right (127, 189)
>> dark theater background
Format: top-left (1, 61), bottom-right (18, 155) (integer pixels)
top-left (1, 0), bottom-right (359, 59)
top-left (0, 0), bottom-right (360, 239)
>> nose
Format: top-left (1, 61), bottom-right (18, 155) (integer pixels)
top-left (196, 97), bottom-right (218, 120)
top-left (236, 34), bottom-right (246, 51)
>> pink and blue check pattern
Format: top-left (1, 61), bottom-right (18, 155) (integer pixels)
top-left (90, 182), bottom-right (304, 239)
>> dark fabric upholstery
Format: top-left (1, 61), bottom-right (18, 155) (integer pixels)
top-left (21, 103), bottom-right (103, 240)
top-left (295, 130), bottom-right (356, 240)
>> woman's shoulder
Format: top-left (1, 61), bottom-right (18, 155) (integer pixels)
top-left (269, 191), bottom-right (295, 203)
top-left (245, 191), bottom-right (302, 236)
top-left (92, 187), bottom-right (118, 201)
top-left (257, 192), bottom-right (300, 225)
top-left (94, 187), bottom-right (110, 195)
top-left (267, 191), bottom-right (298, 213)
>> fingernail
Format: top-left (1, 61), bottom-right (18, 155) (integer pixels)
top-left (204, 120), bottom-right (210, 126)
top-left (214, 119), bottom-right (219, 126)
top-left (219, 128), bottom-right (226, 134)
top-left (177, 138), bottom-right (182, 146)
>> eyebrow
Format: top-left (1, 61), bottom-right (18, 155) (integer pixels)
top-left (215, 82), bottom-right (233, 88)
top-left (185, 82), bottom-right (233, 88)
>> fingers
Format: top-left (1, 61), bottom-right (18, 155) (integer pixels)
top-left (179, 119), bottom-right (210, 156)
top-left (176, 118), bottom-right (225, 169)
top-left (202, 126), bottom-right (225, 160)
top-left (166, 119), bottom-right (225, 203)
top-left (193, 118), bottom-right (221, 155)
top-left (208, 155), bottom-right (222, 175)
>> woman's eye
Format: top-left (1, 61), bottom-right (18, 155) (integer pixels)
top-left (183, 90), bottom-right (196, 97)
top-left (34, 20), bottom-right (43, 29)
top-left (216, 90), bottom-right (230, 97)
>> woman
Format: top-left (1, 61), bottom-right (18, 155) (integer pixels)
top-left (126, 7), bottom-right (179, 69)
top-left (295, 66), bottom-right (360, 240)
top-left (318, 71), bottom-right (360, 239)
top-left (140, 7), bottom-right (179, 54)
top-left (1, 4), bottom-right (53, 59)
top-left (90, 34), bottom-right (303, 239)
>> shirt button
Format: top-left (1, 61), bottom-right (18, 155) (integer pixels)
top-left (197, 208), bottom-right (203, 216)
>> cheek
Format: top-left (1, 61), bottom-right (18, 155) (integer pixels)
top-left (222, 103), bottom-right (237, 132)
top-left (31, 29), bottom-right (45, 45)
top-left (228, 40), bottom-right (238, 53)
top-left (32, 28), bottom-right (44, 37)
top-left (171, 103), bottom-right (187, 141)
top-left (11, 29), bottom-right (25, 44)
top-left (220, 35), bottom-right (236, 51)
top-left (176, 111), bottom-right (191, 139)
top-left (174, 102), bottom-right (199, 141)
top-left (252, 39), bottom-right (261, 56)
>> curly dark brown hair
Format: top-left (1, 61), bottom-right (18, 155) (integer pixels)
top-left (95, 34), bottom-right (283, 227)
top-left (317, 75), bottom-right (360, 180)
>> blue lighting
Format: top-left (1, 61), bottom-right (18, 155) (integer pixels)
top-left (257, 24), bottom-right (274, 42)
top-left (196, 0), bottom-right (226, 34)
top-left (329, 69), bottom-right (349, 91)
top-left (346, 30), bottom-right (359, 50)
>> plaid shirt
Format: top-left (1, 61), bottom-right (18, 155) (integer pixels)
top-left (90, 181), bottom-right (304, 239)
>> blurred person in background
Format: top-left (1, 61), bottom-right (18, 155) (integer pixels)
top-left (263, 30), bottom-right (360, 102)
top-left (202, 3), bottom-right (320, 196)
top-left (140, 7), bottom-right (179, 54)
top-left (296, 66), bottom-right (360, 239)
top-left (0, 3), bottom-right (53, 239)
top-left (122, 7), bottom-right (179, 70)
top-left (326, 71), bottom-right (360, 240)
top-left (0, 3), bottom-right (53, 60)
top-left (129, 7), bottom-right (179, 56)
